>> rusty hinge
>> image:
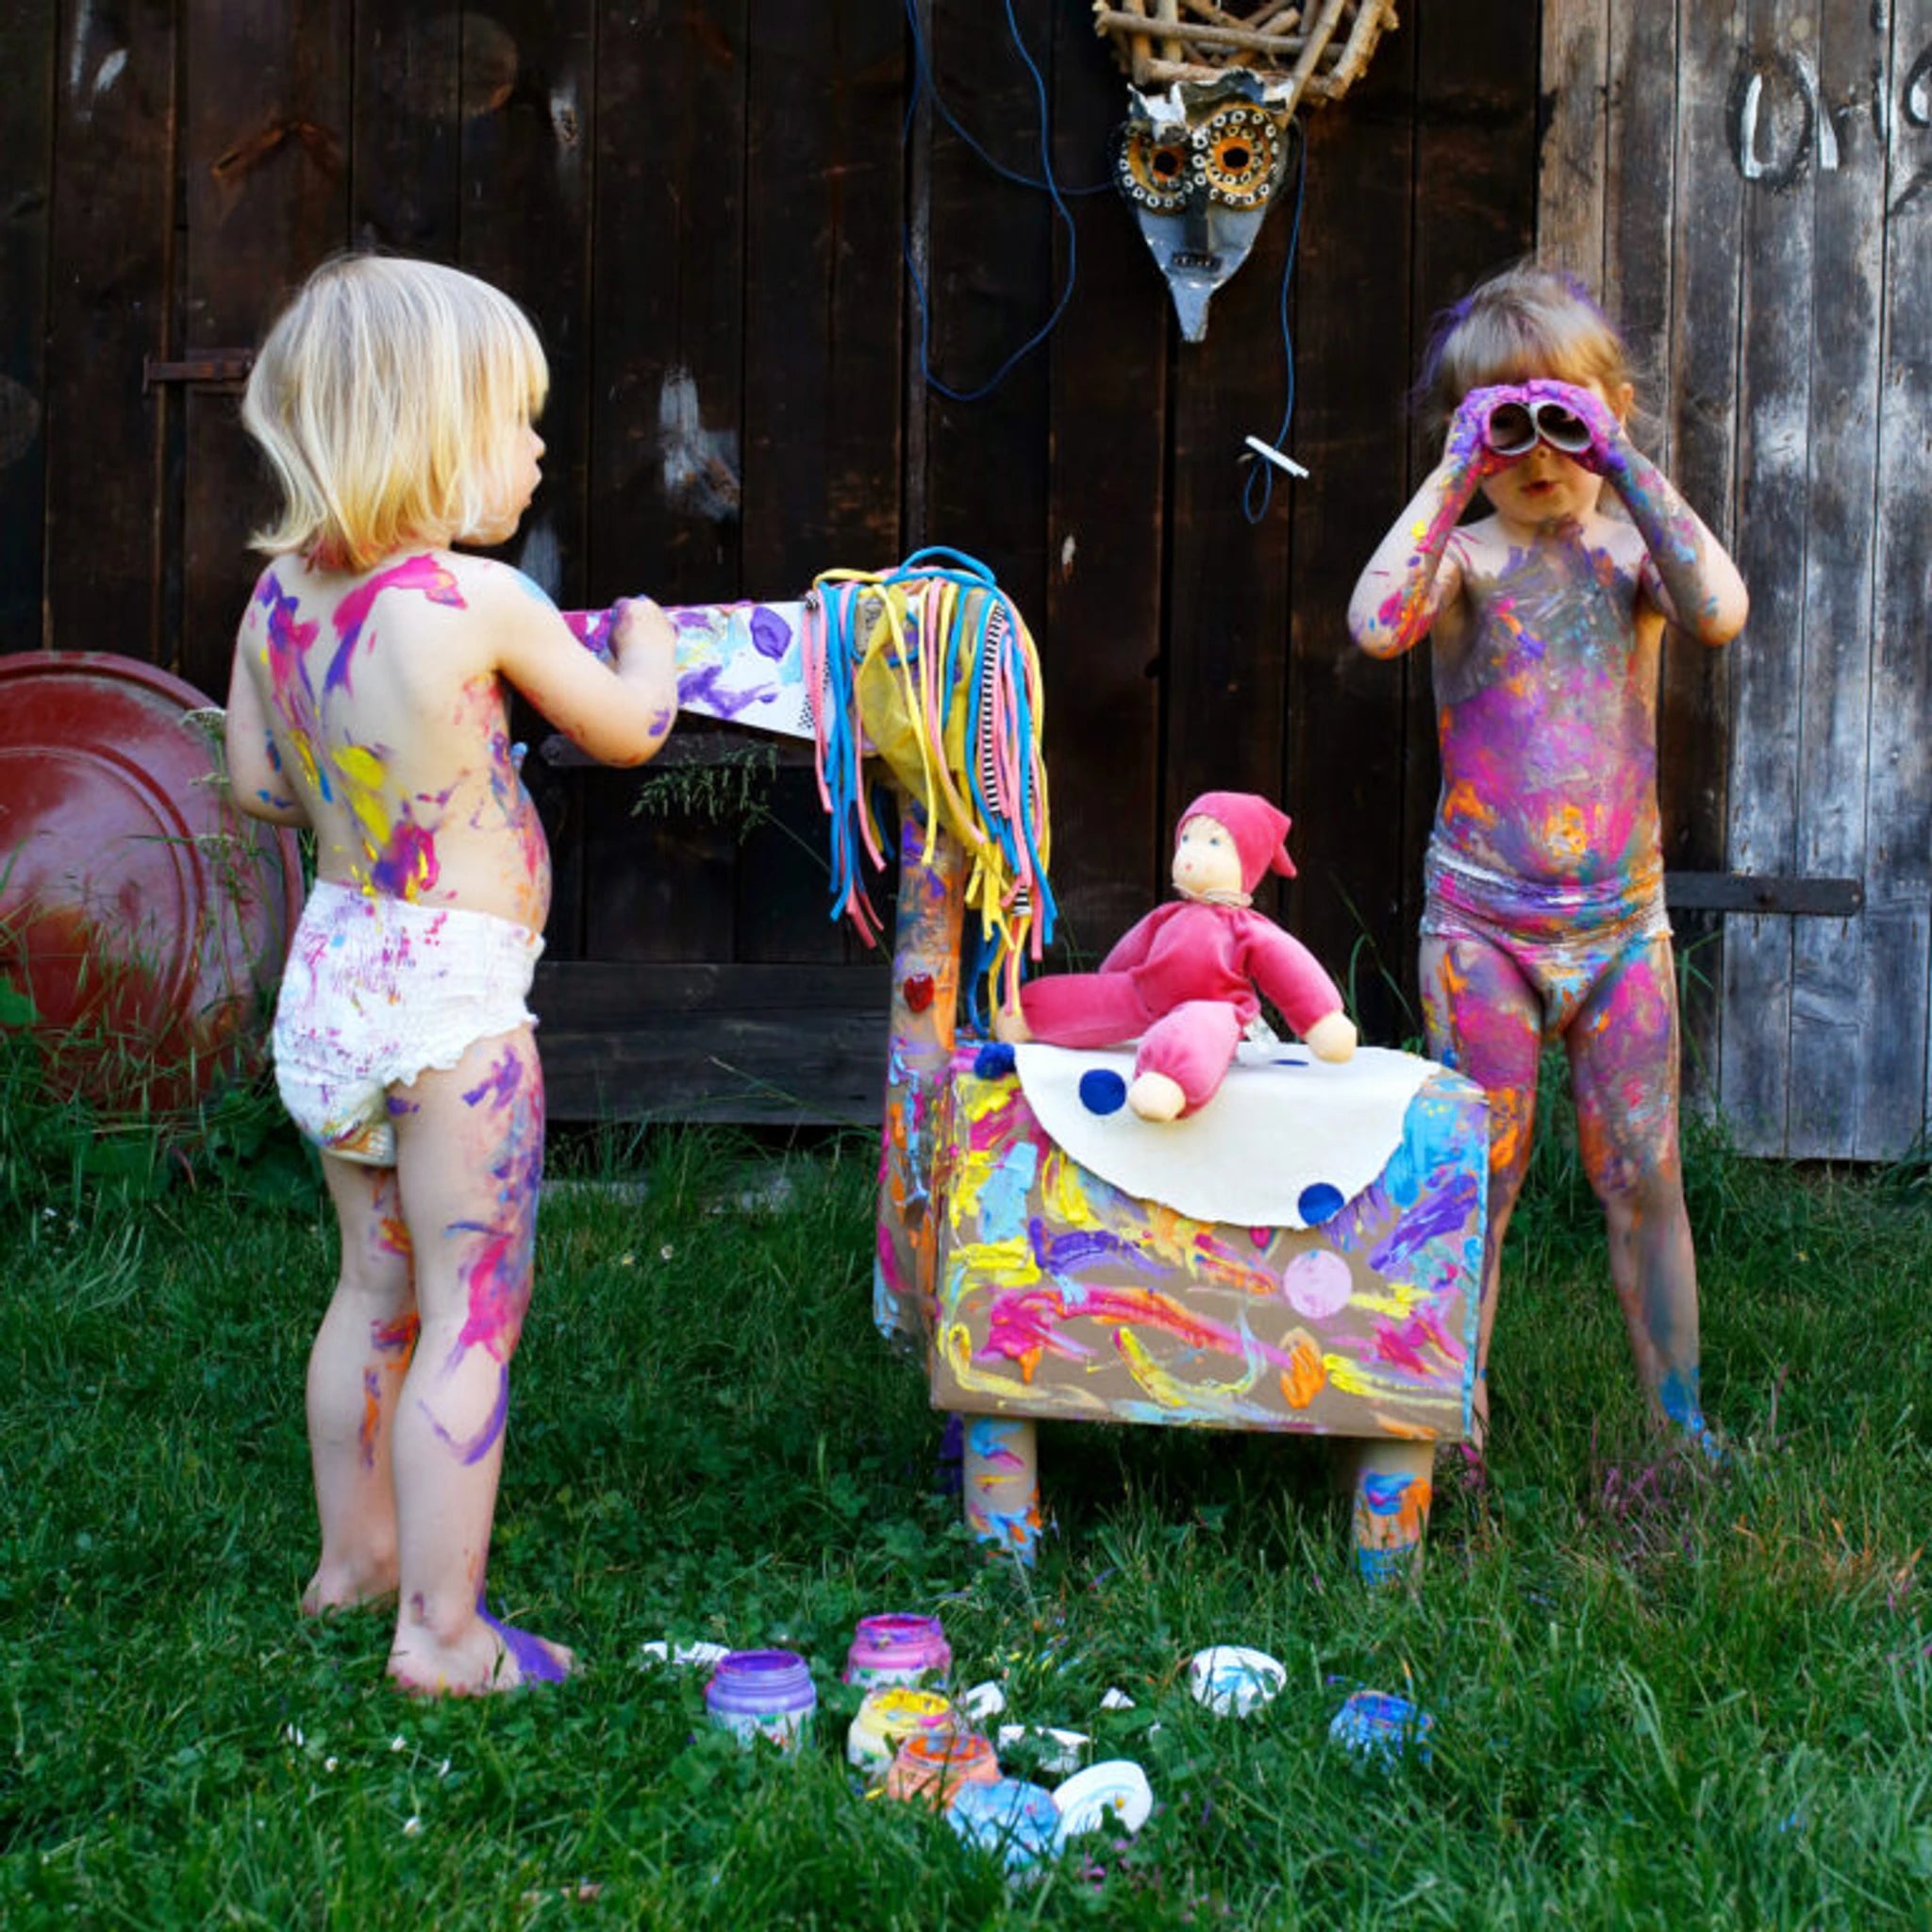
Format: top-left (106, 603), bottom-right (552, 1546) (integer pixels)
top-left (143, 349), bottom-right (256, 393)
top-left (1664, 873), bottom-right (1864, 916)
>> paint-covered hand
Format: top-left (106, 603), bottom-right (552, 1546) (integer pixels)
top-left (610, 595), bottom-right (676, 673)
top-left (1523, 378), bottom-right (1625, 475)
top-left (1445, 384), bottom-right (1530, 481)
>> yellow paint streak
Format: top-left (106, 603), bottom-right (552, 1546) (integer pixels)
top-left (1039, 1147), bottom-right (1097, 1228)
top-left (951, 1240), bottom-right (1041, 1297)
top-left (1116, 1325), bottom-right (1258, 1410)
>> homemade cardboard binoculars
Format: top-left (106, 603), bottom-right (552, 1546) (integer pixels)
top-left (1482, 395), bottom-right (1591, 458)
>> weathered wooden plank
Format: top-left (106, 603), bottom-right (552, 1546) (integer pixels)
top-left (581, 1), bottom-right (747, 965)
top-left (1721, 0), bottom-right (1817, 1155)
top-left (43, 2), bottom-right (177, 671)
top-left (737, 0), bottom-right (905, 966)
top-left (349, 5), bottom-right (463, 255)
top-left (1603, 3), bottom-right (1678, 455)
top-left (919, 0), bottom-right (1054, 654)
top-left (1040, 8), bottom-right (1168, 957)
top-left (0, 0), bottom-right (55, 656)
top-left (533, 959), bottom-right (891, 1123)
top-left (1787, 0), bottom-right (1889, 1158)
top-left (1160, 142), bottom-right (1294, 848)
top-left (1664, 872), bottom-right (1861, 914)
top-left (181, 1), bottom-right (351, 699)
top-left (1860, 0), bottom-right (1932, 1157)
top-left (1400, 2), bottom-right (1540, 987)
top-left (1662, 0), bottom-right (1748, 1119)
top-left (1285, 15), bottom-right (1418, 1043)
top-left (1538, 0), bottom-right (1609, 289)
top-left (741, 0), bottom-right (904, 591)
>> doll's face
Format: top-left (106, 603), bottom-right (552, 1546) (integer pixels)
top-left (1174, 815), bottom-right (1243, 899)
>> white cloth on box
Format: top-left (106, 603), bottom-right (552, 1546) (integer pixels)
top-left (1010, 1041), bottom-right (1439, 1228)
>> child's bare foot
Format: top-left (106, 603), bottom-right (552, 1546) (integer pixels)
top-left (387, 1597), bottom-right (575, 1695)
top-left (301, 1558), bottom-right (400, 1616)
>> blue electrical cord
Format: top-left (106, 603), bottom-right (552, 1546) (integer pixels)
top-left (1241, 119), bottom-right (1308, 525)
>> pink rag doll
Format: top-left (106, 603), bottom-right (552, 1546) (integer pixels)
top-left (1000, 791), bottom-right (1357, 1120)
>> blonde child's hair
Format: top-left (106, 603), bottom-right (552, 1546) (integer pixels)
top-left (242, 254), bottom-right (547, 573)
top-left (1419, 261), bottom-right (1632, 433)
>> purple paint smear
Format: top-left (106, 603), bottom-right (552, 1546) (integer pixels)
top-left (476, 1593), bottom-right (570, 1684)
top-left (462, 1048), bottom-right (523, 1110)
top-left (423, 1362), bottom-right (510, 1466)
top-left (677, 660), bottom-right (776, 720)
top-left (749, 605), bottom-right (792, 660)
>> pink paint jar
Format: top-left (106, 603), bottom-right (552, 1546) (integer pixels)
top-left (883, 1728), bottom-right (1001, 1809)
top-left (704, 1649), bottom-right (817, 1753)
top-left (842, 1612), bottom-right (952, 1689)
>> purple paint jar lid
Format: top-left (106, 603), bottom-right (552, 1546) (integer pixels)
top-left (705, 1648), bottom-right (817, 1719)
top-left (844, 1612), bottom-right (952, 1685)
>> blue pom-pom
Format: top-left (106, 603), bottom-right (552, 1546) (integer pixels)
top-left (1078, 1068), bottom-right (1128, 1115)
top-left (1298, 1181), bottom-right (1345, 1224)
top-left (974, 1041), bottom-right (1017, 1079)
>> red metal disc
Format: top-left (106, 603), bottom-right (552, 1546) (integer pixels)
top-left (0, 652), bottom-right (305, 1110)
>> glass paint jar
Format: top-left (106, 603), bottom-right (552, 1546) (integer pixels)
top-left (947, 1777), bottom-right (1061, 1873)
top-left (845, 1686), bottom-right (957, 1786)
top-left (882, 1728), bottom-right (1001, 1809)
top-left (842, 1612), bottom-right (952, 1689)
top-left (704, 1649), bottom-right (817, 1753)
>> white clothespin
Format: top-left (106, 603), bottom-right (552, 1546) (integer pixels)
top-left (1242, 434), bottom-right (1309, 479)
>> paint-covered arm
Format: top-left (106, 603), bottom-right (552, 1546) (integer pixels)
top-left (1348, 385), bottom-right (1516, 659)
top-left (222, 642), bottom-right (308, 825)
top-left (488, 573), bottom-right (678, 768)
top-left (1528, 379), bottom-right (1749, 647)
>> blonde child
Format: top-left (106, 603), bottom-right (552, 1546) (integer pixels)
top-left (1348, 263), bottom-right (1748, 1462)
top-left (225, 255), bottom-right (679, 1692)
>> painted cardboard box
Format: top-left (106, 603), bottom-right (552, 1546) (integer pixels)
top-left (924, 1043), bottom-right (1488, 1441)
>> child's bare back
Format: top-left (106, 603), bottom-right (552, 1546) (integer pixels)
top-left (232, 549), bottom-right (673, 935)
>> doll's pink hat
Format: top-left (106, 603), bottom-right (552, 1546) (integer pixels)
top-left (1178, 791), bottom-right (1297, 891)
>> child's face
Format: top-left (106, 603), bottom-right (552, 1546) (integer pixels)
top-left (1475, 375), bottom-right (1631, 533)
top-left (467, 419), bottom-right (544, 547)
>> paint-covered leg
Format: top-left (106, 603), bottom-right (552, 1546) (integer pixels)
top-left (385, 1029), bottom-right (574, 1693)
top-left (303, 1157), bottom-right (417, 1613)
top-left (962, 1415), bottom-right (1041, 1564)
top-left (1570, 939), bottom-right (1723, 1463)
top-left (1420, 934), bottom-right (1543, 1451)
top-left (1338, 1440), bottom-right (1437, 1584)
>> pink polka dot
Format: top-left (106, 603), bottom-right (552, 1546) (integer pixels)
top-left (1282, 1250), bottom-right (1353, 1319)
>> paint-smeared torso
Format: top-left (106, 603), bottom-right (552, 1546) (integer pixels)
top-left (1430, 513), bottom-right (1665, 893)
top-left (238, 550), bottom-right (551, 931)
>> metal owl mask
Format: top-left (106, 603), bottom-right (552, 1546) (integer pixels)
top-left (1111, 71), bottom-right (1293, 342)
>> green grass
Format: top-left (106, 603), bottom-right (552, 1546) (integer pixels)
top-left (2, 1086), bottom-right (1931, 1929)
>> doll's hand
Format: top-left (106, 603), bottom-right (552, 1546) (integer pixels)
top-left (1523, 378), bottom-right (1624, 475)
top-left (1304, 1010), bottom-right (1357, 1064)
top-left (1446, 384), bottom-right (1531, 480)
top-left (992, 1000), bottom-right (1032, 1046)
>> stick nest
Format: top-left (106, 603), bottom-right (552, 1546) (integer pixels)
top-left (1092, 0), bottom-right (1401, 106)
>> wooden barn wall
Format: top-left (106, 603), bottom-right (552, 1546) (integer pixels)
top-left (1542, 0), bottom-right (1932, 1158)
top-left (3, 3), bottom-right (1924, 1155)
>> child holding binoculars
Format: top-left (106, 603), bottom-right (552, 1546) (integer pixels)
top-left (1348, 263), bottom-right (1748, 1461)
